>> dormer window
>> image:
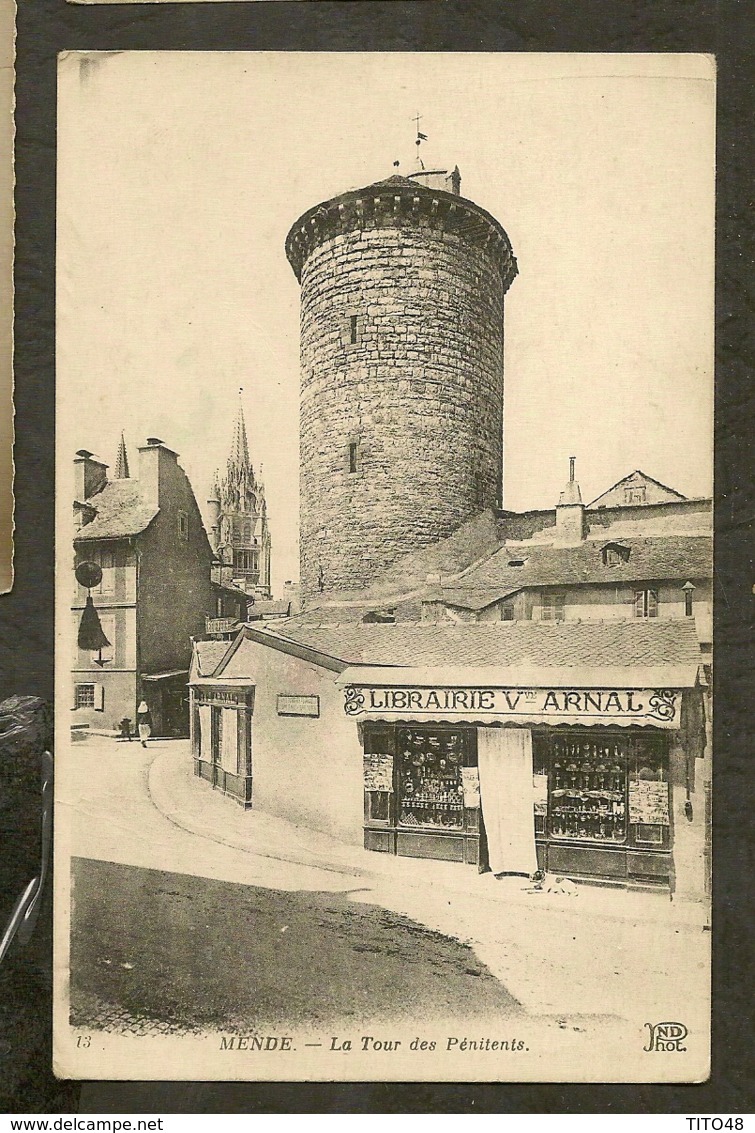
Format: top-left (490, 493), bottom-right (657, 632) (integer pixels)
top-left (507, 557), bottom-right (527, 568)
top-left (602, 542), bottom-right (631, 566)
top-left (362, 609), bottom-right (396, 624)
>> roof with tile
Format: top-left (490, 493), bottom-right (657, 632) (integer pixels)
top-left (193, 640), bottom-right (232, 678)
top-left (73, 481), bottom-right (158, 542)
top-left (437, 535), bottom-right (712, 610)
top-left (258, 618), bottom-right (702, 671)
top-left (249, 599), bottom-right (292, 618)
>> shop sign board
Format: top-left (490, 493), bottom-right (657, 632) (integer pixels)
top-left (343, 685), bottom-right (680, 728)
top-left (193, 686), bottom-right (252, 708)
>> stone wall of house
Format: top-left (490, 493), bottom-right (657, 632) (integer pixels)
top-left (292, 188), bottom-right (515, 599)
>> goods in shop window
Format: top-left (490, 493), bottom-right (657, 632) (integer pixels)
top-left (461, 766), bottom-right (480, 808)
top-left (533, 772), bottom-right (548, 815)
top-left (363, 752), bottom-right (393, 792)
top-left (629, 779), bottom-right (669, 825)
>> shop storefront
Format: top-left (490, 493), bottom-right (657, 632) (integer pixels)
top-left (191, 682), bottom-right (254, 807)
top-left (341, 674), bottom-right (703, 889)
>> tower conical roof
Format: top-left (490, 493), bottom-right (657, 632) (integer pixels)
top-left (114, 432), bottom-right (130, 479)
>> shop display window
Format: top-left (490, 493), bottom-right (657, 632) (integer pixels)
top-left (629, 735), bottom-right (670, 845)
top-left (547, 735), bottom-right (628, 843)
top-left (533, 731), bottom-right (670, 848)
top-left (397, 727), bottom-right (469, 831)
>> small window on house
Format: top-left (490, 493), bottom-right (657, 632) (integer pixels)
top-left (75, 683), bottom-right (104, 711)
top-left (541, 593), bottom-right (565, 622)
top-left (75, 683), bottom-right (95, 709)
top-left (500, 603), bottom-right (515, 622)
top-left (507, 558), bottom-right (527, 568)
top-left (178, 511), bottom-right (189, 541)
top-left (99, 549), bottom-right (115, 593)
top-left (348, 441), bottom-right (360, 474)
top-left (634, 589), bottom-right (659, 618)
top-left (625, 486), bottom-right (647, 505)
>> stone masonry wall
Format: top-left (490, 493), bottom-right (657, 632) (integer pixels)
top-left (299, 223), bottom-right (507, 597)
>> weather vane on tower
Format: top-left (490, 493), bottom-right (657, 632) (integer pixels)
top-left (413, 112), bottom-right (428, 170)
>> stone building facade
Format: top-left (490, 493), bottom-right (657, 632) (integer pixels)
top-left (72, 437), bottom-right (214, 737)
top-left (286, 170), bottom-right (517, 599)
top-left (206, 400), bottom-right (271, 600)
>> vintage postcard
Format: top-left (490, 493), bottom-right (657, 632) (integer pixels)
top-left (54, 51), bottom-right (714, 1082)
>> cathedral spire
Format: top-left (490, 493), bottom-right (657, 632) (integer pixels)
top-left (229, 389), bottom-right (250, 473)
top-left (114, 432), bottom-right (130, 479)
top-left (213, 392), bottom-right (272, 599)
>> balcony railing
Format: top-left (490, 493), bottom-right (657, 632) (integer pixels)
top-left (205, 616), bottom-right (239, 636)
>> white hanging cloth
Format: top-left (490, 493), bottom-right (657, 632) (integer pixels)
top-left (198, 705), bottom-right (212, 759)
top-left (221, 708), bottom-right (239, 774)
top-left (477, 727), bottom-right (538, 876)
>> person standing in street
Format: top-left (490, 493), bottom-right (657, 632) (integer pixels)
top-left (136, 701), bottom-right (152, 748)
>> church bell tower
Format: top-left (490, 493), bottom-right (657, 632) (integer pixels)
top-left (207, 396), bottom-right (271, 599)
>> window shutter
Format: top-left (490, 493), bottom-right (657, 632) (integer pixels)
top-left (647, 590), bottom-right (658, 618)
top-left (94, 684), bottom-right (105, 712)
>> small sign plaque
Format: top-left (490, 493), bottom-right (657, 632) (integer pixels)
top-left (277, 694), bottom-right (320, 718)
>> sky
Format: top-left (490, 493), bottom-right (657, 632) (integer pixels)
top-left (57, 52), bottom-right (715, 592)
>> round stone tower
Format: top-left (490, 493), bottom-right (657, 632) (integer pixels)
top-left (286, 168), bottom-right (517, 599)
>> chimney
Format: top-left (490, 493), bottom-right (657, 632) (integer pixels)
top-left (555, 456), bottom-right (586, 545)
top-left (206, 478), bottom-right (221, 552)
top-left (137, 438), bottom-right (179, 508)
top-left (74, 449), bottom-right (108, 501)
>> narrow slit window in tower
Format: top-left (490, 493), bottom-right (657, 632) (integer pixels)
top-left (349, 314), bottom-right (359, 344)
top-left (348, 441), bottom-right (359, 474)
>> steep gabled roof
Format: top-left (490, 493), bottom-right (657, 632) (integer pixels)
top-left (588, 470), bottom-right (688, 508)
top-left (73, 481), bottom-right (158, 542)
